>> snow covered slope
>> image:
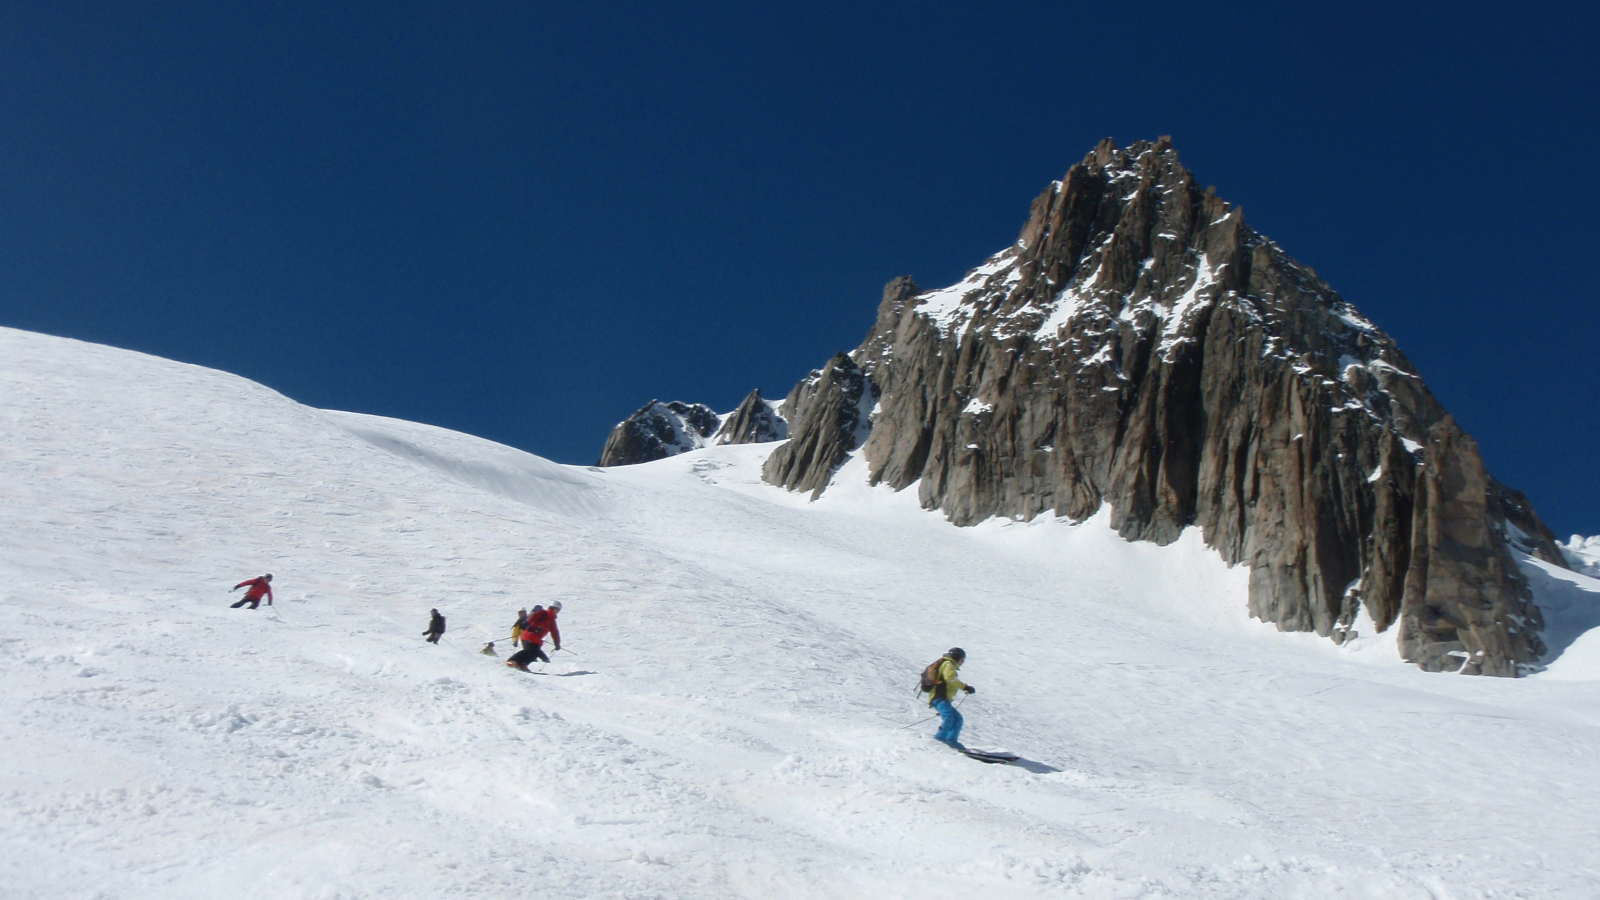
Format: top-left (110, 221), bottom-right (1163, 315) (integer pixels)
top-left (4, 325), bottom-right (1600, 899)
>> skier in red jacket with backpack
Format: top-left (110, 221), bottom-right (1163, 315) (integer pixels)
top-left (230, 574), bottom-right (273, 609)
top-left (506, 601), bottom-right (561, 671)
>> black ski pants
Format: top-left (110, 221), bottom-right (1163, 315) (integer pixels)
top-left (231, 597), bottom-right (261, 609)
top-left (425, 631), bottom-right (442, 644)
top-left (508, 641), bottom-right (549, 666)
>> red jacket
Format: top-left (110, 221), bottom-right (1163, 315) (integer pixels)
top-left (235, 577), bottom-right (273, 603)
top-left (523, 608), bottom-right (560, 647)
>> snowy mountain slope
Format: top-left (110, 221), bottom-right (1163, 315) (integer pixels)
top-left (330, 410), bottom-right (611, 520)
top-left (5, 325), bottom-right (1600, 899)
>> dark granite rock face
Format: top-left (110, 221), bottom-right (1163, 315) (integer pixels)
top-left (765, 136), bottom-right (1566, 675)
top-left (762, 353), bottom-right (876, 498)
top-left (856, 276), bottom-right (922, 377)
top-left (715, 389), bottom-right (787, 445)
top-left (1397, 419), bottom-right (1545, 674)
top-left (597, 400), bottom-right (720, 467)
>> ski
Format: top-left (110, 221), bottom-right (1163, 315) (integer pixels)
top-left (958, 748), bottom-right (1018, 764)
top-left (503, 660), bottom-right (594, 677)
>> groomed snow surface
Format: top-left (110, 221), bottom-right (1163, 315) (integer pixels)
top-left (4, 326), bottom-right (1600, 900)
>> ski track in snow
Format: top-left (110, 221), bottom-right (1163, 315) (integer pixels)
top-left (4, 325), bottom-right (1600, 899)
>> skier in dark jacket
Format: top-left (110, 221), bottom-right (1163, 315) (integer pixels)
top-left (230, 574), bottom-right (273, 609)
top-left (505, 601), bottom-right (561, 671)
top-left (424, 609), bottom-right (446, 644)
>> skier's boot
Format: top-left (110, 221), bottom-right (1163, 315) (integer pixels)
top-left (505, 660), bottom-right (528, 672)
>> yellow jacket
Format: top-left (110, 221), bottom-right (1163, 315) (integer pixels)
top-left (927, 657), bottom-right (966, 705)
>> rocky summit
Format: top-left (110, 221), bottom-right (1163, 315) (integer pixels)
top-left (765, 137), bottom-right (1568, 675)
top-left (716, 389), bottom-right (788, 446)
top-left (598, 394), bottom-right (791, 467)
top-left (597, 400), bottom-right (722, 467)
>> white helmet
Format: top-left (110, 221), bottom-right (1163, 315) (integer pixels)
top-left (549, 601), bottom-right (563, 611)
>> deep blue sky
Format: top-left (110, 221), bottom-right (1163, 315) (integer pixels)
top-left (2, 2), bottom-right (1595, 536)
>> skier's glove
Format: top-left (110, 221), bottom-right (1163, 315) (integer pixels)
top-left (963, 685), bottom-right (976, 694)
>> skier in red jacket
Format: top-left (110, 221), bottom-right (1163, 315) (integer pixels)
top-left (505, 601), bottom-right (561, 671)
top-left (230, 574), bottom-right (274, 609)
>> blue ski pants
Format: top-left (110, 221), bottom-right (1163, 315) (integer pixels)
top-left (932, 698), bottom-right (963, 744)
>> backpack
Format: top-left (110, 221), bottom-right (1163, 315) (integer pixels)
top-left (918, 659), bottom-right (947, 702)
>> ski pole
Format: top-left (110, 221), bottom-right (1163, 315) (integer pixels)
top-left (558, 647), bottom-right (577, 656)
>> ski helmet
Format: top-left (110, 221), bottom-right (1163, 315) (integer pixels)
top-left (550, 601), bottom-right (563, 611)
top-left (947, 647), bottom-right (966, 661)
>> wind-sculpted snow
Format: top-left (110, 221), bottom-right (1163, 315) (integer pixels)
top-left (1562, 535), bottom-right (1600, 578)
top-left (5, 325), bottom-right (1600, 898)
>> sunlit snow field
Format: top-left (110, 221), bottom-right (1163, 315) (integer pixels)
top-left (3, 326), bottom-right (1600, 899)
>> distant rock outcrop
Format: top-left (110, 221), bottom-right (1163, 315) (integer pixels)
top-left (715, 389), bottom-right (788, 445)
top-left (597, 401), bottom-right (721, 467)
top-left (765, 137), bottom-right (1567, 675)
top-left (761, 353), bottom-right (876, 499)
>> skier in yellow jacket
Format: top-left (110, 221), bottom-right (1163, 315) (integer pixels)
top-left (926, 647), bottom-right (976, 748)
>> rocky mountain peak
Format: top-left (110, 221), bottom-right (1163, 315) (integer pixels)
top-left (758, 137), bottom-right (1566, 675)
top-left (715, 389), bottom-right (787, 446)
top-left (597, 400), bottom-right (721, 467)
top-left (597, 392), bottom-right (793, 467)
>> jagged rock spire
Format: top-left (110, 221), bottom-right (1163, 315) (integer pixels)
top-left (762, 353), bottom-right (876, 499)
top-left (715, 389), bottom-right (787, 445)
